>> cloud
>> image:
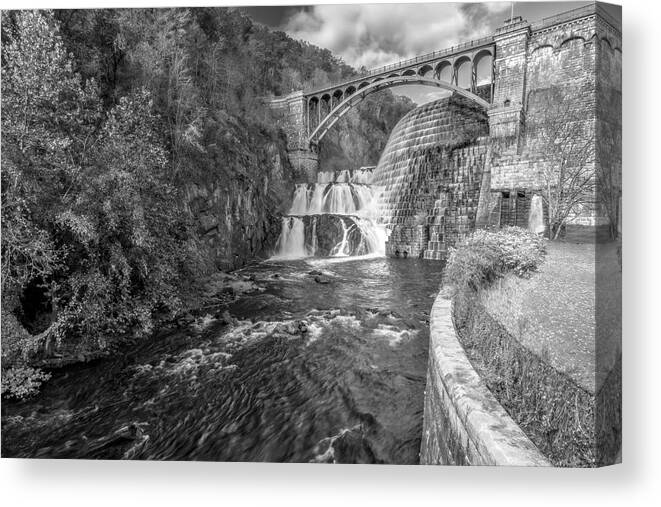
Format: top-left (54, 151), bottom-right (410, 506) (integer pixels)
top-left (399, 85), bottom-right (452, 105)
top-left (283, 2), bottom-right (510, 70)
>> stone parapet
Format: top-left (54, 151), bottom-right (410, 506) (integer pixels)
top-left (420, 294), bottom-right (551, 466)
top-left (266, 91), bottom-right (319, 180)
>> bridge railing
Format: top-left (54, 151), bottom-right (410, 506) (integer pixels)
top-left (306, 4), bottom-right (620, 98)
top-left (307, 35), bottom-right (494, 96)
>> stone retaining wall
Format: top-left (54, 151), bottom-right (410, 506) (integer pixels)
top-left (420, 293), bottom-right (550, 466)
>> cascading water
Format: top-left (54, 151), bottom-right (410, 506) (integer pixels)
top-left (528, 194), bottom-right (545, 234)
top-left (272, 168), bottom-right (386, 259)
top-left (370, 94), bottom-right (489, 259)
top-left (274, 217), bottom-right (309, 259)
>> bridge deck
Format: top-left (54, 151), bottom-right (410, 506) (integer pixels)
top-left (305, 35), bottom-right (494, 98)
top-left (304, 3), bottom-right (620, 100)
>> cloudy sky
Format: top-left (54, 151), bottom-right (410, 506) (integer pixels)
top-left (243, 1), bottom-right (621, 104)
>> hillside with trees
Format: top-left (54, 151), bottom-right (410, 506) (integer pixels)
top-left (1, 8), bottom-right (415, 397)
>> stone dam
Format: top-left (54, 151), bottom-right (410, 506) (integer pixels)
top-left (371, 95), bottom-right (489, 259)
top-left (270, 3), bottom-right (622, 251)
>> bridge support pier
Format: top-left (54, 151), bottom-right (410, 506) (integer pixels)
top-left (267, 90), bottom-right (319, 182)
top-left (476, 16), bottom-right (531, 229)
top-left (489, 15), bottom-right (530, 156)
top-left (288, 147), bottom-right (319, 184)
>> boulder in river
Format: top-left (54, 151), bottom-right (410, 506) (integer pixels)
top-left (274, 322), bottom-right (299, 335)
top-left (314, 275), bottom-right (331, 284)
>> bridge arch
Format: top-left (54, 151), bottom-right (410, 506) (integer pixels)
top-left (332, 89), bottom-right (343, 108)
top-left (454, 55), bottom-right (473, 89)
top-left (473, 49), bottom-right (494, 86)
top-left (307, 75), bottom-right (491, 146)
top-left (435, 60), bottom-right (453, 82)
top-left (418, 64), bottom-right (434, 77)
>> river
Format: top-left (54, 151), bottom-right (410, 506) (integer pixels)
top-left (2, 256), bottom-right (444, 463)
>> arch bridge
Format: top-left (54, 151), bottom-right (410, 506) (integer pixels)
top-left (267, 3), bottom-right (621, 185)
top-left (307, 76), bottom-right (491, 146)
top-left (304, 37), bottom-right (495, 145)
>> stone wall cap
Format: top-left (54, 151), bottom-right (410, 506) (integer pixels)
top-left (488, 105), bottom-right (524, 117)
top-left (494, 20), bottom-right (531, 38)
top-left (428, 294), bottom-right (551, 466)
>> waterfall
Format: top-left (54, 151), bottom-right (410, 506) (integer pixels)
top-left (272, 217), bottom-right (309, 259)
top-left (310, 217), bottom-right (318, 256)
top-left (352, 185), bottom-right (376, 211)
top-left (272, 167), bottom-right (385, 259)
top-left (290, 185), bottom-right (310, 215)
top-left (330, 219), bottom-right (353, 257)
top-left (309, 183), bottom-right (326, 214)
top-left (325, 184), bottom-right (357, 214)
top-left (528, 194), bottom-right (545, 234)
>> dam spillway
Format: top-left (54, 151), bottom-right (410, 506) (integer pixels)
top-left (272, 168), bottom-right (386, 259)
top-left (371, 94), bottom-right (489, 259)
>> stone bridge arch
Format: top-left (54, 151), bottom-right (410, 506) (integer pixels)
top-left (307, 75), bottom-right (491, 147)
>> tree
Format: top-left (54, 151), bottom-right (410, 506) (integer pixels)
top-left (1, 9), bottom-right (99, 325)
top-left (595, 121), bottom-right (621, 240)
top-left (527, 86), bottom-right (597, 240)
top-left (49, 89), bottom-right (191, 348)
top-left (1, 9), bottom-right (100, 397)
top-left (113, 8), bottom-right (206, 174)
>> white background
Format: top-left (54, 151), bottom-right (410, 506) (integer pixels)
top-left (2, 1), bottom-right (659, 506)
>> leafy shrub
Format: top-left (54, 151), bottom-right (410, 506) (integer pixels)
top-left (1, 366), bottom-right (51, 400)
top-left (443, 227), bottom-right (546, 294)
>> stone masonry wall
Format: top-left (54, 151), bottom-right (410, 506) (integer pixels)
top-left (492, 15), bottom-right (597, 192)
top-left (370, 95), bottom-right (489, 258)
top-left (489, 18), bottom-right (529, 154)
top-left (420, 294), bottom-right (551, 466)
top-left (424, 140), bottom-right (489, 260)
top-left (595, 17), bottom-right (622, 234)
top-left (268, 91), bottom-right (319, 183)
top-left (487, 6), bottom-right (621, 234)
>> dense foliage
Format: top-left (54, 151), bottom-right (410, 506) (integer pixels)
top-left (1, 8), bottom-right (414, 398)
top-left (443, 227), bottom-right (547, 294)
top-left (1, 11), bottom-right (196, 397)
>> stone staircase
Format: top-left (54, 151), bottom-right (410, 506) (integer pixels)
top-left (422, 144), bottom-right (485, 260)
